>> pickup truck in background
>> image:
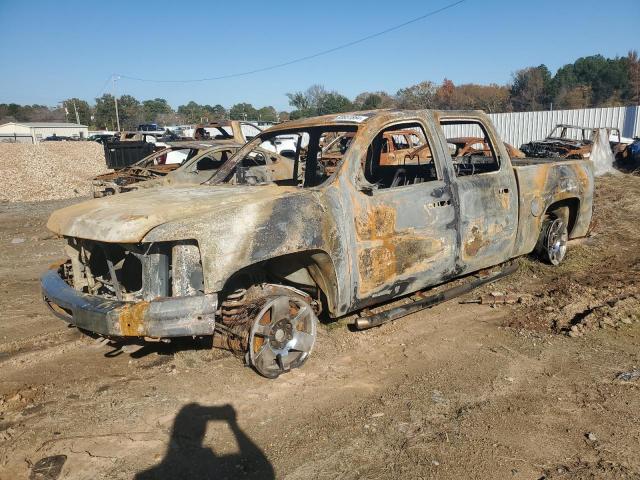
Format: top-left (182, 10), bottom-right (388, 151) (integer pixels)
top-left (42, 109), bottom-right (593, 378)
top-left (137, 124), bottom-right (166, 135)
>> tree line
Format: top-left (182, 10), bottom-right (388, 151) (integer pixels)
top-left (1, 52), bottom-right (638, 129)
top-left (288, 52), bottom-right (640, 118)
top-left (0, 97), bottom-right (283, 131)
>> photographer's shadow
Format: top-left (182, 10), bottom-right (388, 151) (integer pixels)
top-left (136, 403), bottom-right (274, 480)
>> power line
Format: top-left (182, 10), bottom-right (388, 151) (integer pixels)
top-left (116, 0), bottom-right (467, 84)
top-left (94, 74), bottom-right (114, 99)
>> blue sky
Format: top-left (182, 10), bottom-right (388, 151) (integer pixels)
top-left (0, 0), bottom-right (638, 111)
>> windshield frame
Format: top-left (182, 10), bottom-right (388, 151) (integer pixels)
top-left (547, 125), bottom-right (591, 142)
top-left (174, 145), bottom-right (234, 172)
top-left (208, 124), bottom-right (360, 188)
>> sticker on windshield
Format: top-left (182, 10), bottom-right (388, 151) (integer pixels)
top-left (334, 114), bottom-right (368, 123)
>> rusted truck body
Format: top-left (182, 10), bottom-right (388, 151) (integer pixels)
top-left (42, 109), bottom-right (594, 377)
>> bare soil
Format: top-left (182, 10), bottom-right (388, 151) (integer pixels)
top-left (1, 174), bottom-right (639, 480)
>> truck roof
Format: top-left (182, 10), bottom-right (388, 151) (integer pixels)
top-left (267, 109), bottom-right (488, 133)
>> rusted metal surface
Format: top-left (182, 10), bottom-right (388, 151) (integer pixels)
top-left (42, 109), bottom-right (594, 352)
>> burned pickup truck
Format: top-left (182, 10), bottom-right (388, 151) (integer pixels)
top-left (42, 110), bottom-right (594, 378)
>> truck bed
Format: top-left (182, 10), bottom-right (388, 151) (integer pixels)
top-left (511, 157), bottom-right (594, 257)
top-left (512, 157), bottom-right (574, 166)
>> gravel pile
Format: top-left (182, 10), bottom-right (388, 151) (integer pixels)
top-left (0, 143), bottom-right (110, 202)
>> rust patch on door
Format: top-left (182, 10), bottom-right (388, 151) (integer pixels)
top-left (464, 226), bottom-right (489, 257)
top-left (355, 204), bottom-right (396, 240)
top-left (358, 246), bottom-right (395, 291)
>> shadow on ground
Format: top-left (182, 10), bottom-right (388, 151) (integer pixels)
top-left (135, 403), bottom-right (274, 480)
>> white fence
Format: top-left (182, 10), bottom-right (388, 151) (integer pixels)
top-left (485, 105), bottom-right (640, 148)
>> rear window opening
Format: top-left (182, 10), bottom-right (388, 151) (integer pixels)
top-left (440, 120), bottom-right (501, 176)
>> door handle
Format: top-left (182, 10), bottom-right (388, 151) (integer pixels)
top-left (498, 187), bottom-right (509, 194)
top-left (428, 199), bottom-right (452, 208)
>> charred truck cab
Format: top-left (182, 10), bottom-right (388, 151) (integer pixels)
top-left (42, 109), bottom-right (594, 378)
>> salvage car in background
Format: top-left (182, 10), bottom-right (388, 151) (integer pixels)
top-left (124, 144), bottom-right (294, 192)
top-left (88, 133), bottom-right (116, 145)
top-left (42, 110), bottom-right (593, 379)
top-left (93, 141), bottom-right (235, 196)
top-left (520, 124), bottom-right (628, 159)
top-left (42, 134), bottom-right (77, 142)
top-left (103, 121), bottom-right (261, 170)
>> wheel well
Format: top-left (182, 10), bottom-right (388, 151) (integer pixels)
top-left (546, 198), bottom-right (579, 235)
top-left (221, 250), bottom-right (340, 317)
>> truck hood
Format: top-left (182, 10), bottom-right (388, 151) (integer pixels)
top-left (47, 184), bottom-right (301, 243)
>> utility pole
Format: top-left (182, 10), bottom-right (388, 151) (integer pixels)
top-left (60, 101), bottom-right (68, 121)
top-left (112, 75), bottom-right (121, 132)
top-left (73, 100), bottom-right (80, 125)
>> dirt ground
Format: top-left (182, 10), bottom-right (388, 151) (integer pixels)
top-left (1, 174), bottom-right (639, 480)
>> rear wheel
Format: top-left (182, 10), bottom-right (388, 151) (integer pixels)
top-left (536, 216), bottom-right (568, 265)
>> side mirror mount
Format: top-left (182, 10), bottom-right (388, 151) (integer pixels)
top-left (359, 183), bottom-right (375, 195)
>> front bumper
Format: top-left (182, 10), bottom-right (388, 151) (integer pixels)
top-left (41, 268), bottom-right (217, 338)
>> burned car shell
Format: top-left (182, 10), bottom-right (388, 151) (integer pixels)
top-left (520, 124), bottom-right (622, 160)
top-left (92, 141), bottom-right (226, 197)
top-left (93, 120), bottom-right (261, 197)
top-left (42, 109), bottom-right (593, 339)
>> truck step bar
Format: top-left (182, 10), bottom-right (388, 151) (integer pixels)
top-left (353, 263), bottom-right (518, 330)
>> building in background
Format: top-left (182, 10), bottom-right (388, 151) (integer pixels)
top-left (0, 122), bottom-right (88, 143)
